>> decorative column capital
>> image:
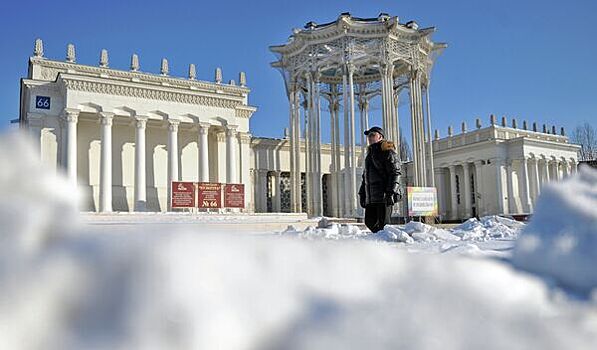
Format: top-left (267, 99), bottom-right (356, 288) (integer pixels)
top-left (62, 108), bottom-right (80, 123)
top-left (135, 117), bottom-right (148, 129)
top-left (99, 112), bottom-right (114, 126)
top-left (197, 122), bottom-right (211, 134)
top-left (226, 125), bottom-right (238, 137)
top-left (167, 119), bottom-right (180, 132)
top-left (474, 160), bottom-right (484, 166)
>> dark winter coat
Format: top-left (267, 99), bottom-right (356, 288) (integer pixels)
top-left (358, 140), bottom-right (402, 206)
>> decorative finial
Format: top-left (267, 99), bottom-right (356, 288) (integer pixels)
top-left (533, 122), bottom-right (538, 132)
top-left (523, 120), bottom-right (528, 130)
top-left (542, 124), bottom-right (547, 133)
top-left (448, 125), bottom-right (453, 137)
top-left (560, 127), bottom-right (565, 136)
top-left (501, 116), bottom-right (507, 127)
top-left (475, 118), bottom-right (482, 129)
top-left (215, 67), bottom-right (222, 84)
top-left (160, 58), bottom-right (169, 76)
top-left (461, 121), bottom-right (467, 133)
top-left (66, 43), bottom-right (76, 63)
top-left (130, 54), bottom-right (139, 72)
top-left (229, 79), bottom-right (236, 85)
top-left (34, 38), bottom-right (44, 58)
top-left (284, 128), bottom-right (289, 138)
top-left (239, 71), bottom-right (246, 87)
top-left (552, 125), bottom-right (556, 134)
top-left (188, 64), bottom-right (196, 80)
top-left (512, 118), bottom-right (517, 129)
top-left (99, 49), bottom-right (109, 68)
top-left (490, 114), bottom-right (496, 125)
top-left (434, 129), bottom-right (439, 140)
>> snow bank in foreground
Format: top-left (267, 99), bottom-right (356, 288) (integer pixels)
top-left (1, 132), bottom-right (596, 349)
top-left (452, 216), bottom-right (524, 240)
top-left (513, 167), bottom-right (597, 294)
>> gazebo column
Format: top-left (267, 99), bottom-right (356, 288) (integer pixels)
top-left (167, 119), bottom-right (179, 211)
top-left (358, 96), bottom-right (369, 167)
top-left (347, 63), bottom-right (358, 217)
top-left (342, 70), bottom-right (350, 217)
top-left (134, 117), bottom-right (147, 211)
top-left (304, 85), bottom-right (312, 215)
top-left (562, 160), bottom-right (569, 178)
top-left (311, 72), bottom-right (323, 216)
top-left (329, 94), bottom-right (340, 217)
top-left (62, 108), bottom-right (80, 185)
top-left (448, 165), bottom-right (458, 220)
top-left (409, 70), bottom-right (421, 186)
top-left (198, 122), bottom-right (210, 182)
top-left (288, 85), bottom-right (302, 213)
top-left (226, 125), bottom-right (238, 183)
top-left (99, 112), bottom-right (114, 213)
top-left (462, 162), bottom-right (472, 218)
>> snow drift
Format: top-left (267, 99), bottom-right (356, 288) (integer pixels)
top-left (513, 166), bottom-right (597, 294)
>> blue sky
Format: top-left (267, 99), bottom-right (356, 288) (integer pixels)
top-left (1, 0), bottom-right (595, 142)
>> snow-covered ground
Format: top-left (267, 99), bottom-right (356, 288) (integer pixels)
top-left (1, 131), bottom-right (596, 350)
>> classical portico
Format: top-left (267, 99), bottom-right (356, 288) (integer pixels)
top-left (426, 116), bottom-right (580, 220)
top-left (270, 13), bottom-right (446, 218)
top-left (21, 39), bottom-right (256, 212)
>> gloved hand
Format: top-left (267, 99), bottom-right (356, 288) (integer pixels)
top-left (360, 195), bottom-right (366, 208)
top-left (385, 192), bottom-right (395, 206)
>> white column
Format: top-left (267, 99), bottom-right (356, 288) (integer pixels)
top-left (553, 161), bottom-right (561, 181)
top-left (505, 161), bottom-right (515, 214)
top-left (342, 69), bottom-right (350, 217)
top-left (519, 157), bottom-right (533, 213)
top-left (226, 125), bottom-right (238, 183)
top-left (570, 160), bottom-right (578, 174)
top-left (99, 112), bottom-right (114, 213)
top-left (449, 165), bottom-right (458, 220)
top-left (198, 122), bottom-right (210, 182)
top-left (494, 159), bottom-right (506, 215)
top-left (167, 119), bottom-right (179, 210)
top-left (62, 109), bottom-right (79, 185)
top-left (473, 161), bottom-right (484, 216)
top-left (562, 160), bottom-right (570, 178)
top-left (27, 113), bottom-right (43, 155)
top-left (532, 157), bottom-right (541, 199)
top-left (435, 168), bottom-right (447, 219)
top-left (462, 162), bottom-right (472, 218)
top-left (347, 63), bottom-right (358, 217)
top-left (425, 86), bottom-right (435, 187)
top-left (543, 158), bottom-right (551, 183)
top-left (134, 117), bottom-right (147, 211)
top-left (272, 171), bottom-right (281, 212)
top-left (409, 71), bottom-right (420, 186)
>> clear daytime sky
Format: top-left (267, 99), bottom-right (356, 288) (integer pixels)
top-left (0, 0), bottom-right (595, 143)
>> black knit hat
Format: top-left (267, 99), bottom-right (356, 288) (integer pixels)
top-left (364, 126), bottom-right (384, 138)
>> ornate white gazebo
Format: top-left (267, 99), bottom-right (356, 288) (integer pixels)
top-left (270, 13), bottom-right (447, 218)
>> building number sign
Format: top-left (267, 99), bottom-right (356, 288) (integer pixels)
top-left (35, 96), bottom-right (51, 110)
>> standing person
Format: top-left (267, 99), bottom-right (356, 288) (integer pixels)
top-left (358, 126), bottom-right (402, 232)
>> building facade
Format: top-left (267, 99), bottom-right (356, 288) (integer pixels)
top-left (21, 40), bottom-right (256, 212)
top-left (21, 39), bottom-right (580, 221)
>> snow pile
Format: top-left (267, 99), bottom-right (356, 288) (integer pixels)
top-left (452, 216), bottom-right (524, 241)
top-left (399, 221), bottom-right (461, 242)
top-left (1, 132), bottom-right (596, 349)
top-left (513, 167), bottom-right (597, 294)
top-left (0, 131), bottom-right (80, 256)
